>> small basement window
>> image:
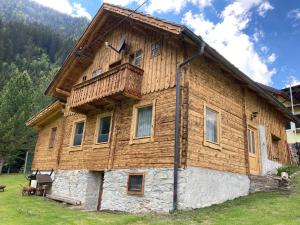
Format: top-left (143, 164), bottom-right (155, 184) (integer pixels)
top-left (49, 127), bottom-right (57, 148)
top-left (127, 173), bottom-right (144, 195)
top-left (73, 121), bottom-right (85, 146)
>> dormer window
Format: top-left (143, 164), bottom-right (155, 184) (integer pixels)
top-left (130, 50), bottom-right (143, 67)
top-left (92, 68), bottom-right (103, 78)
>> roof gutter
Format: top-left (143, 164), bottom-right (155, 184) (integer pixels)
top-left (172, 40), bottom-right (205, 212)
top-left (181, 27), bottom-right (300, 125)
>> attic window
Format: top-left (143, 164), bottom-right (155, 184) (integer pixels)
top-left (82, 76), bottom-right (87, 81)
top-left (92, 68), bottom-right (103, 78)
top-left (109, 60), bottom-right (121, 69)
top-left (130, 50), bottom-right (143, 67)
top-left (151, 42), bottom-right (160, 57)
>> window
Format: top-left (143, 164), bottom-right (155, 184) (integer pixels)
top-left (82, 76), bottom-right (87, 81)
top-left (205, 107), bottom-right (219, 144)
top-left (49, 127), bottom-right (57, 148)
top-left (130, 50), bottom-right (143, 67)
top-left (92, 68), bottom-right (103, 78)
top-left (151, 42), bottom-right (160, 57)
top-left (127, 174), bottom-right (144, 195)
top-left (97, 116), bottom-right (112, 143)
top-left (73, 121), bottom-right (85, 146)
top-left (136, 106), bottom-right (152, 138)
top-left (109, 60), bottom-right (121, 69)
top-left (271, 134), bottom-right (280, 160)
top-left (247, 128), bottom-right (256, 154)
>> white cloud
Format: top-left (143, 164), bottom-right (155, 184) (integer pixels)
top-left (182, 0), bottom-right (276, 85)
top-left (253, 29), bottom-right (264, 42)
top-left (285, 75), bottom-right (300, 88)
top-left (260, 46), bottom-right (268, 53)
top-left (257, 1), bottom-right (274, 16)
top-left (267, 53), bottom-right (276, 63)
top-left (288, 9), bottom-right (300, 26)
top-left (32, 0), bottom-right (91, 19)
top-left (103, 0), bottom-right (213, 14)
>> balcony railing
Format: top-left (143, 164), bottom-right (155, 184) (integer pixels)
top-left (69, 63), bottom-right (143, 112)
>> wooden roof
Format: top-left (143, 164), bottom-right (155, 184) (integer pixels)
top-left (26, 101), bottom-right (65, 127)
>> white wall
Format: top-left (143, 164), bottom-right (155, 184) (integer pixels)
top-left (259, 125), bottom-right (282, 175)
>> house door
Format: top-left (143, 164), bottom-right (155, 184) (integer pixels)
top-left (247, 126), bottom-right (261, 175)
top-left (97, 172), bottom-right (104, 211)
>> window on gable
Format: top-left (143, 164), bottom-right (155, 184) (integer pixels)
top-left (49, 127), bottom-right (57, 148)
top-left (135, 106), bottom-right (153, 138)
top-left (247, 128), bottom-right (256, 154)
top-left (92, 68), bottom-right (103, 78)
top-left (151, 42), bottom-right (160, 57)
top-left (205, 107), bottom-right (219, 144)
top-left (127, 173), bottom-right (144, 195)
top-left (97, 116), bottom-right (112, 143)
top-left (73, 121), bottom-right (85, 146)
top-left (82, 76), bottom-right (87, 81)
top-left (130, 50), bottom-right (143, 67)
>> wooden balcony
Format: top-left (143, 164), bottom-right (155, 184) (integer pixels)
top-left (69, 63), bottom-right (143, 113)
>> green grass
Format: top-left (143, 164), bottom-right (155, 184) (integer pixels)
top-left (1, 174), bottom-right (300, 225)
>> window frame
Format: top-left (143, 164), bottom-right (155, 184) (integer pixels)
top-left (150, 42), bottom-right (161, 58)
top-left (70, 119), bottom-right (86, 150)
top-left (130, 100), bottom-right (156, 144)
top-left (127, 173), bottom-right (145, 196)
top-left (94, 112), bottom-right (113, 148)
top-left (130, 49), bottom-right (143, 68)
top-left (271, 134), bottom-right (281, 161)
top-left (247, 125), bottom-right (257, 156)
top-left (203, 103), bottom-right (222, 150)
top-left (48, 127), bottom-right (57, 149)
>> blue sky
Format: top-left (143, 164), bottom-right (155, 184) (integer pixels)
top-left (33, 0), bottom-right (300, 89)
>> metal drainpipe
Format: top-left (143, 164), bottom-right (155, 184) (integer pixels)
top-left (173, 42), bottom-right (205, 212)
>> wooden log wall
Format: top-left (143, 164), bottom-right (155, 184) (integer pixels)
top-left (186, 58), bottom-right (248, 174)
top-left (245, 90), bottom-right (289, 164)
top-left (31, 116), bottom-right (63, 170)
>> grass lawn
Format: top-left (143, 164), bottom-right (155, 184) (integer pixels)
top-left (1, 174), bottom-right (300, 225)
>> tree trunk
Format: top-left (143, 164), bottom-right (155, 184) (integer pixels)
top-left (0, 158), bottom-right (4, 175)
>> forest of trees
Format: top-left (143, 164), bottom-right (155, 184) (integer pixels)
top-left (0, 2), bottom-right (88, 173)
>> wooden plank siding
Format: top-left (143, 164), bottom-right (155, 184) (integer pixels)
top-left (32, 116), bottom-right (63, 170)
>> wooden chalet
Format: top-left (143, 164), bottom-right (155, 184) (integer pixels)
top-left (27, 3), bottom-right (298, 212)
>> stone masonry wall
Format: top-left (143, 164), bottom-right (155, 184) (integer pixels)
top-left (101, 167), bottom-right (250, 213)
top-left (51, 170), bottom-right (101, 210)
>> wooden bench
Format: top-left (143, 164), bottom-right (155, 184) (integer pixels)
top-left (0, 185), bottom-right (6, 192)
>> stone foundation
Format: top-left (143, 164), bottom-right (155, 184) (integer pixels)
top-left (51, 170), bottom-right (101, 210)
top-left (101, 167), bottom-right (250, 213)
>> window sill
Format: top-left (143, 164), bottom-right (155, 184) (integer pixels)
top-left (93, 142), bottom-right (110, 149)
top-left (127, 191), bottom-right (144, 196)
top-left (69, 145), bottom-right (83, 152)
top-left (203, 140), bottom-right (222, 151)
top-left (130, 136), bottom-right (153, 145)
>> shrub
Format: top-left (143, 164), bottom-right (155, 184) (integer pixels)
top-left (277, 165), bottom-right (300, 176)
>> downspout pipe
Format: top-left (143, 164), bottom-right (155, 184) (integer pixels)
top-left (173, 42), bottom-right (205, 212)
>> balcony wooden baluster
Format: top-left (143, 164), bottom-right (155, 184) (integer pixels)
top-left (69, 63), bottom-right (143, 113)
